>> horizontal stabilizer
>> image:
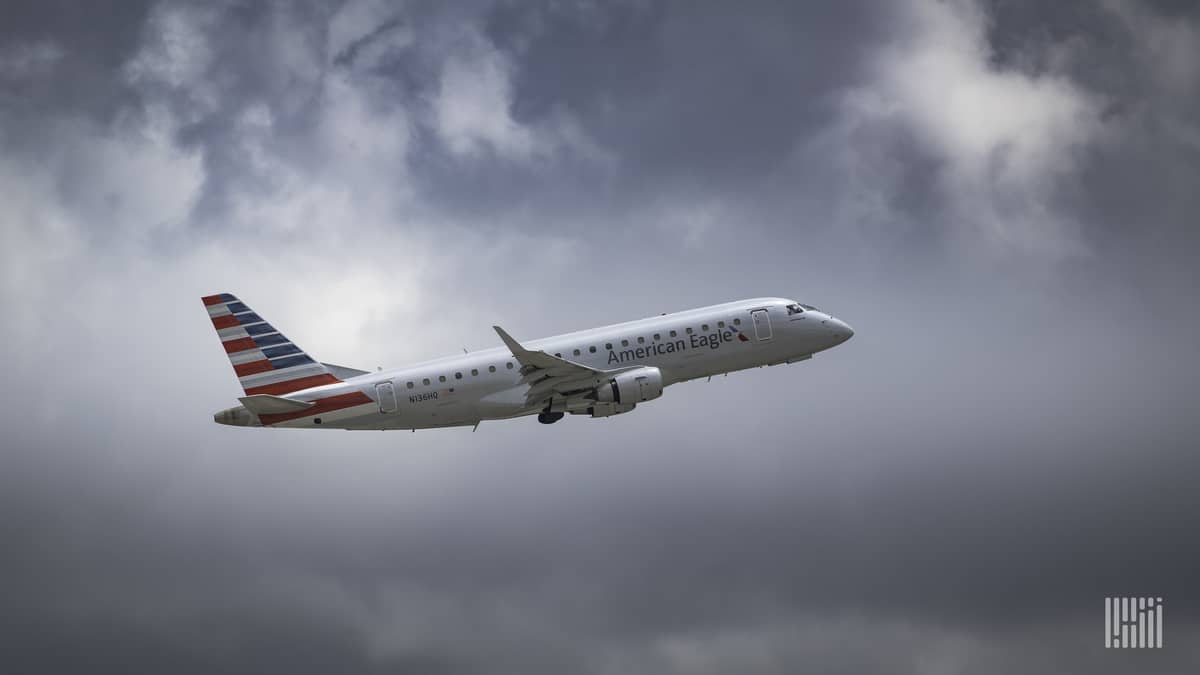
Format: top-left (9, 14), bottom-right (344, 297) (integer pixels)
top-left (238, 394), bottom-right (316, 415)
top-left (321, 362), bottom-right (371, 379)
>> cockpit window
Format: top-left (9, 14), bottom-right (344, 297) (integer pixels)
top-left (786, 303), bottom-right (804, 315)
top-left (800, 303), bottom-right (820, 312)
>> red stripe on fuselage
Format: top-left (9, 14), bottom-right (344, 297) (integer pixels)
top-left (212, 314), bottom-right (240, 329)
top-left (257, 391), bottom-right (374, 426)
top-left (234, 359), bottom-right (273, 376)
top-left (244, 373), bottom-right (341, 396)
top-left (223, 337), bottom-right (258, 353)
top-left (202, 294), bottom-right (226, 306)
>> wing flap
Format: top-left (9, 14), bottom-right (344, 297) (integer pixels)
top-left (525, 373), bottom-right (604, 402)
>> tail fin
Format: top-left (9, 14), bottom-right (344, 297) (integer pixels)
top-left (202, 293), bottom-right (341, 396)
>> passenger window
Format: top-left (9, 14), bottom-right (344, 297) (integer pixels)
top-left (605, 343), bottom-right (612, 350)
top-left (733, 318), bottom-right (741, 326)
top-left (573, 348), bottom-right (581, 356)
top-left (621, 339), bottom-right (629, 347)
top-left (637, 336), bottom-right (645, 344)
top-left (488, 365), bottom-right (496, 373)
top-left (718, 321), bottom-right (725, 328)
top-left (669, 330), bottom-right (677, 338)
top-left (438, 375), bottom-right (446, 383)
top-left (589, 346), bottom-right (596, 353)
top-left (471, 368), bottom-right (478, 376)
top-left (422, 378), bottom-right (430, 385)
top-left (686, 327), bottom-right (694, 334)
top-left (653, 333), bottom-right (661, 341)
top-left (506, 362), bottom-right (514, 369)
top-left (406, 381), bottom-right (414, 389)
top-left (455, 372), bottom-right (462, 380)
top-left (702, 324), bottom-right (709, 331)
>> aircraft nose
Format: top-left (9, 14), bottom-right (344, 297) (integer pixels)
top-left (824, 317), bottom-right (854, 344)
top-left (837, 319), bottom-right (854, 341)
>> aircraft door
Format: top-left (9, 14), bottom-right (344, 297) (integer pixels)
top-left (751, 309), bottom-right (772, 341)
top-left (375, 381), bottom-right (397, 414)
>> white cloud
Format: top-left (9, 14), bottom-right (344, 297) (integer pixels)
top-left (430, 29), bottom-right (612, 167)
top-left (832, 0), bottom-right (1101, 256)
top-left (124, 4), bottom-right (213, 88)
top-left (0, 106), bottom-right (204, 338)
top-left (643, 615), bottom-right (1198, 675)
top-left (882, 1), bottom-right (1096, 176)
top-left (328, 0), bottom-right (413, 66)
top-left (0, 3), bottom-right (592, 379)
top-left (653, 198), bottom-right (726, 249)
top-left (318, 73), bottom-right (412, 188)
top-left (1103, 0), bottom-right (1200, 100)
top-left (433, 31), bottom-right (539, 160)
top-left (1100, 0), bottom-right (1200, 158)
top-left (0, 40), bottom-right (63, 80)
top-left (123, 3), bottom-right (220, 120)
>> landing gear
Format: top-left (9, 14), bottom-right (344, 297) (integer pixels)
top-left (537, 411), bottom-right (564, 424)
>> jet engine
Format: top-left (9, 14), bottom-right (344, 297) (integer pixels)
top-left (588, 401), bottom-right (638, 418)
top-left (588, 367), bottom-right (664, 417)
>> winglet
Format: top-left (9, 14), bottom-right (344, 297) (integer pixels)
top-left (492, 324), bottom-right (610, 407)
top-left (493, 325), bottom-right (531, 358)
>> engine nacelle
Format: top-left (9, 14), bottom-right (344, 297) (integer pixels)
top-left (588, 401), bottom-right (638, 418)
top-left (592, 366), bottom-right (664, 405)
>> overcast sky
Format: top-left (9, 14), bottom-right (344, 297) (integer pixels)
top-left (2, 1), bottom-right (1199, 673)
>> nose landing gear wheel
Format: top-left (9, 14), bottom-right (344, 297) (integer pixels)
top-left (537, 412), bottom-right (564, 424)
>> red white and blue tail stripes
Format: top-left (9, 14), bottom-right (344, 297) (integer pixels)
top-left (202, 293), bottom-right (341, 396)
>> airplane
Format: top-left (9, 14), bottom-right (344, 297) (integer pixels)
top-left (205, 294), bottom-right (853, 430)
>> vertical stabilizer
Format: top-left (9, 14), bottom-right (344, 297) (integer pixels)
top-left (201, 293), bottom-right (340, 395)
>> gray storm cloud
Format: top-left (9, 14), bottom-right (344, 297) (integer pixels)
top-left (1, 1), bottom-right (1198, 673)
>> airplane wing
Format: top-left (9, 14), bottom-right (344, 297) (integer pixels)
top-left (493, 325), bottom-right (611, 408)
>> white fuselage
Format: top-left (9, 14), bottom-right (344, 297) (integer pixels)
top-left (232, 297), bottom-right (853, 430)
